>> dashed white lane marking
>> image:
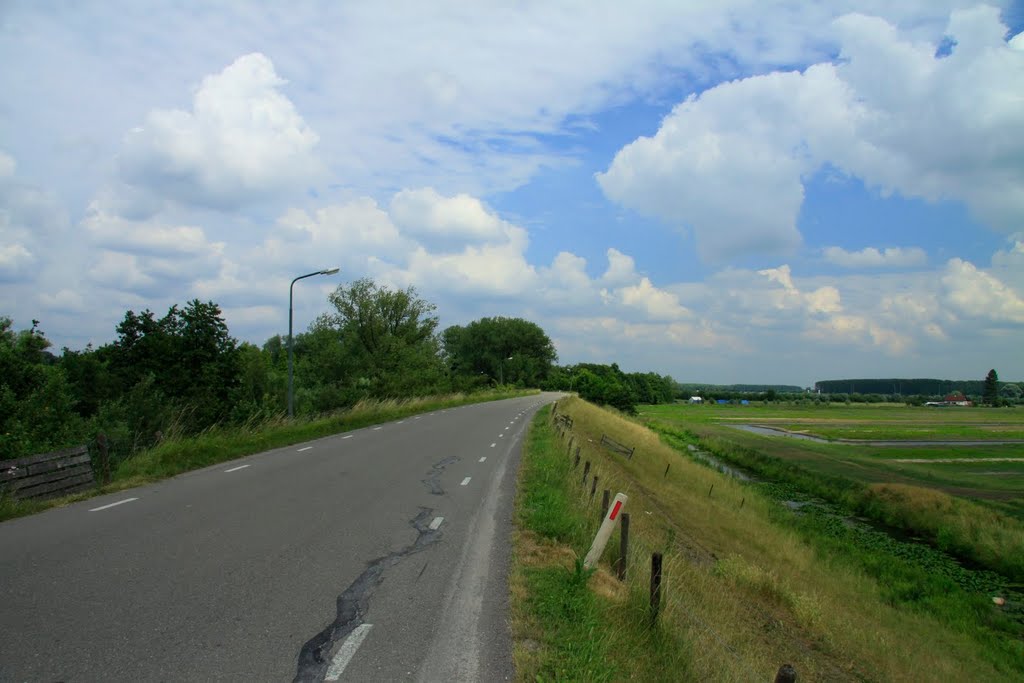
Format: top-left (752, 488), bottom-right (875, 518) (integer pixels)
top-left (373, 426), bottom-right (383, 431)
top-left (225, 464), bottom-right (251, 472)
top-left (460, 477), bottom-right (471, 486)
top-left (415, 416), bottom-right (422, 420)
top-left (397, 420), bottom-right (405, 424)
top-left (325, 623), bottom-right (373, 681)
top-left (89, 498), bottom-right (138, 512)
top-left (429, 516), bottom-right (444, 530)
top-left (479, 457), bottom-right (486, 462)
top-left (297, 446), bottom-right (313, 452)
top-left (490, 443), bottom-right (496, 448)
top-left (504, 426), bottom-right (509, 431)
top-left (499, 434), bottom-right (504, 438)
top-left (342, 435), bottom-right (353, 440)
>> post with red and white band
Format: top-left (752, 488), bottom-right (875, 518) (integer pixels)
top-left (583, 492), bottom-right (628, 569)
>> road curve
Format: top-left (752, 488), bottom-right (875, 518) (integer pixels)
top-left (0, 392), bottom-right (560, 682)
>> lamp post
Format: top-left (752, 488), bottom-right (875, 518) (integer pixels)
top-left (499, 355), bottom-right (513, 385)
top-left (288, 267), bottom-right (339, 418)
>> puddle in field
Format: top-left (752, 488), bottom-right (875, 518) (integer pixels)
top-left (685, 444), bottom-right (757, 481)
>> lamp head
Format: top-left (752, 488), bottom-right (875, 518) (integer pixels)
top-left (321, 267), bottom-right (340, 275)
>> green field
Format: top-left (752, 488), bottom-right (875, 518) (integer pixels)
top-left (640, 403), bottom-right (1024, 516)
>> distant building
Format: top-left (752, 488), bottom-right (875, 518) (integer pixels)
top-left (688, 396), bottom-right (703, 404)
top-left (924, 391), bottom-right (973, 407)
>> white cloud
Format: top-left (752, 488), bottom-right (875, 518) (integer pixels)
top-left (119, 53), bottom-right (320, 210)
top-left (824, 245), bottom-right (927, 268)
top-left (83, 202), bottom-right (223, 257)
top-left (0, 243), bottom-right (35, 281)
top-left (616, 277), bottom-right (691, 321)
top-left (88, 251), bottom-right (157, 293)
top-left (37, 289), bottom-right (88, 314)
top-left (601, 248), bottom-right (638, 285)
top-left (599, 7), bottom-right (1024, 260)
top-left (942, 257), bottom-right (1024, 323)
top-left (389, 188), bottom-right (511, 245)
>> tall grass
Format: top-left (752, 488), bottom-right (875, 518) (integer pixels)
top-left (512, 397), bottom-right (1023, 682)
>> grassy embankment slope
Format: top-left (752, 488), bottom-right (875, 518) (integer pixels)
top-left (641, 402), bottom-right (1024, 578)
top-left (512, 397), bottom-right (1022, 682)
top-left (0, 388), bottom-right (537, 522)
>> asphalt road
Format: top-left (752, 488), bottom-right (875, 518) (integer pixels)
top-left (0, 392), bottom-right (559, 682)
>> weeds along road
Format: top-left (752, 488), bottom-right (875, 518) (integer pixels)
top-left (0, 392), bottom-right (561, 682)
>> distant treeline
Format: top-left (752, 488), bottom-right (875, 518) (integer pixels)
top-left (815, 378), bottom-right (991, 396)
top-left (676, 383), bottom-right (804, 394)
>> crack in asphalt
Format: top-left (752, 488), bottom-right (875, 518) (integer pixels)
top-left (292, 508), bottom-right (442, 682)
top-left (421, 455), bottom-right (460, 495)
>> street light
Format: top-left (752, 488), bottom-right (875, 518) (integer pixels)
top-left (499, 355), bottom-right (513, 385)
top-left (288, 267), bottom-right (340, 418)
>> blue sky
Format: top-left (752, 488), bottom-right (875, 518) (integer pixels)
top-left (1, 1), bottom-right (1022, 386)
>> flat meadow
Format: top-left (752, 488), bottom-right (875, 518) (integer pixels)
top-left (639, 402), bottom-right (1024, 518)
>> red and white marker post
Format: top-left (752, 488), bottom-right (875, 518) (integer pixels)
top-left (583, 492), bottom-right (628, 569)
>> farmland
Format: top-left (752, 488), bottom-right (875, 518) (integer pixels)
top-left (640, 403), bottom-right (1024, 519)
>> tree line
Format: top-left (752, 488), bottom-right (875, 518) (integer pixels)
top-left (3, 277), bottom-right (686, 464)
top-left (1, 279), bottom-right (559, 463)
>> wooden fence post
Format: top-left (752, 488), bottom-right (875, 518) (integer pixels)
top-left (573, 452), bottom-right (580, 469)
top-left (589, 475), bottom-right (599, 501)
top-left (617, 513), bottom-right (630, 581)
top-left (601, 489), bottom-right (610, 519)
top-left (568, 436), bottom-right (574, 453)
top-left (774, 664), bottom-right (797, 683)
top-left (664, 463), bottom-right (670, 478)
top-left (650, 552), bottom-right (663, 625)
top-left (97, 432), bottom-right (110, 484)
top-left (581, 461), bottom-right (590, 485)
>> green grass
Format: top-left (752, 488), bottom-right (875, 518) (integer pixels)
top-left (512, 406), bottom-right (692, 682)
top-left (0, 389), bottom-right (538, 523)
top-left (641, 407), bottom-right (1024, 583)
top-left (512, 398), bottom-right (1024, 681)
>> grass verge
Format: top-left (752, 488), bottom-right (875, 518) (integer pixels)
top-left (0, 389), bottom-right (537, 523)
top-left (512, 398), bottom-right (1023, 682)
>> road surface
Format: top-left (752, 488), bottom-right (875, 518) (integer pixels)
top-left (0, 393), bottom-right (558, 682)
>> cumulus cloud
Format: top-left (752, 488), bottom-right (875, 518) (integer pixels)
top-left (389, 188), bottom-right (511, 245)
top-left (119, 53), bottom-right (320, 210)
top-left (599, 7), bottom-right (1024, 261)
top-left (823, 245), bottom-right (927, 268)
top-left (83, 202), bottom-right (223, 257)
top-left (942, 257), bottom-right (1024, 323)
top-left (0, 149), bottom-right (70, 282)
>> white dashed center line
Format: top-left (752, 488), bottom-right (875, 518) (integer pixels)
top-left (342, 435), bottom-right (353, 439)
top-left (225, 464), bottom-right (251, 472)
top-left (89, 498), bottom-right (138, 512)
top-left (373, 427), bottom-right (383, 431)
top-left (460, 477), bottom-right (471, 486)
top-left (429, 516), bottom-right (444, 530)
top-left (490, 443), bottom-right (496, 448)
top-left (325, 623), bottom-right (373, 681)
top-left (479, 457), bottom-right (486, 462)
top-left (297, 446), bottom-right (312, 452)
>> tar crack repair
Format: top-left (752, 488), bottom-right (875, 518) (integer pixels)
top-left (293, 508), bottom-right (443, 682)
top-left (421, 455), bottom-right (460, 495)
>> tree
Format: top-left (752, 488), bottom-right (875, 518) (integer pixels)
top-left (106, 300), bottom-right (241, 427)
top-left (999, 382), bottom-right (1022, 402)
top-left (442, 316), bottom-right (556, 388)
top-left (316, 278), bottom-right (447, 399)
top-left (983, 368), bottom-right (999, 406)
